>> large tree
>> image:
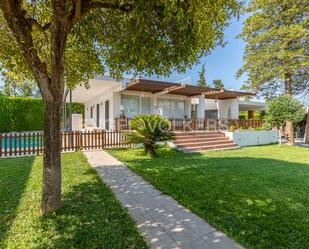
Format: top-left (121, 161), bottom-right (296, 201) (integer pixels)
top-left (197, 63), bottom-right (207, 87)
top-left (0, 0), bottom-right (240, 214)
top-left (237, 0), bottom-right (309, 144)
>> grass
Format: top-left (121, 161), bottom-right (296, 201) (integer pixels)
top-left (0, 152), bottom-right (148, 249)
top-left (109, 145), bottom-right (309, 249)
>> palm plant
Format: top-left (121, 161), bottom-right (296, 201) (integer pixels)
top-left (126, 114), bottom-right (174, 156)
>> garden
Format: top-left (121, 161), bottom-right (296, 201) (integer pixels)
top-left (0, 153), bottom-right (148, 249)
top-left (109, 145), bottom-right (309, 249)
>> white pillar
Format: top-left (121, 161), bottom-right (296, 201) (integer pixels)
top-left (197, 94), bottom-right (205, 119)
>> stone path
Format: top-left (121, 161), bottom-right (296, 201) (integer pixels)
top-left (84, 150), bottom-right (244, 249)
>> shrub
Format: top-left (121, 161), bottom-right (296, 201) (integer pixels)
top-left (126, 115), bottom-right (174, 156)
top-left (267, 95), bottom-right (305, 128)
top-left (0, 97), bottom-right (84, 132)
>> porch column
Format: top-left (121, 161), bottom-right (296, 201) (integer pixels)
top-left (197, 94), bottom-right (205, 119)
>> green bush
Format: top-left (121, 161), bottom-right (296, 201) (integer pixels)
top-left (0, 97), bottom-right (84, 132)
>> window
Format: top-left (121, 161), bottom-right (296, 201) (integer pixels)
top-left (141, 97), bottom-right (150, 114)
top-left (158, 98), bottom-right (185, 118)
top-left (158, 98), bottom-right (171, 117)
top-left (90, 106), bottom-right (93, 118)
top-left (121, 94), bottom-right (140, 118)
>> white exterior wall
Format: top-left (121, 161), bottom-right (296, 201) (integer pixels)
top-left (217, 99), bottom-right (239, 119)
top-left (84, 89), bottom-right (193, 130)
top-left (205, 99), bottom-right (218, 110)
top-left (224, 130), bottom-right (278, 146)
top-left (84, 87), bottom-right (114, 129)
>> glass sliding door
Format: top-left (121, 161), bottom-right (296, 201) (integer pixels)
top-left (141, 97), bottom-right (150, 114)
top-left (121, 94), bottom-right (139, 118)
top-left (158, 98), bottom-right (185, 118)
top-left (158, 98), bottom-right (171, 117)
top-left (171, 99), bottom-right (185, 118)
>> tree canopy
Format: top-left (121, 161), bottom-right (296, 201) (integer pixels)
top-left (237, 0), bottom-right (309, 97)
top-left (213, 79), bottom-right (224, 89)
top-left (267, 95), bottom-right (305, 128)
top-left (197, 64), bottom-right (207, 87)
top-left (0, 0), bottom-right (241, 89)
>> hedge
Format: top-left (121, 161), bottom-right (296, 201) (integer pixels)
top-left (0, 97), bottom-right (84, 132)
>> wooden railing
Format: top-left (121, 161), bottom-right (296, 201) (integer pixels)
top-left (115, 117), bottom-right (263, 131)
top-left (0, 130), bottom-right (129, 158)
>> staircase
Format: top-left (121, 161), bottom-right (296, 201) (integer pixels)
top-left (173, 131), bottom-right (239, 153)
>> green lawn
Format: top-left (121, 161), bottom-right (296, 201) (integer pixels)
top-left (109, 145), bottom-right (309, 249)
top-left (0, 153), bottom-right (148, 249)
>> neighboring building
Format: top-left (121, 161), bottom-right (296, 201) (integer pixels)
top-left (70, 77), bottom-right (264, 130)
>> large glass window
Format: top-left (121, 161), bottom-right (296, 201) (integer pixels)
top-left (158, 98), bottom-right (185, 118)
top-left (171, 100), bottom-right (185, 118)
top-left (158, 98), bottom-right (171, 117)
top-left (121, 94), bottom-right (139, 118)
top-left (141, 97), bottom-right (150, 114)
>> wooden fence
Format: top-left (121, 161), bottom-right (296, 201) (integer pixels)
top-left (0, 130), bottom-right (129, 158)
top-left (115, 117), bottom-right (263, 131)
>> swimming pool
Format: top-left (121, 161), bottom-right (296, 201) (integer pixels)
top-left (0, 133), bottom-right (43, 150)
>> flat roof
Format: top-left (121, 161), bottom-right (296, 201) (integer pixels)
top-left (125, 79), bottom-right (255, 99)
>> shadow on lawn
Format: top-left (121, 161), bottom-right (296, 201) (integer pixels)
top-left (37, 169), bottom-right (147, 249)
top-left (0, 156), bottom-right (34, 243)
top-left (124, 150), bottom-right (309, 249)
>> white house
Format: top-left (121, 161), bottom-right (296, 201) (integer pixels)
top-left (69, 76), bottom-right (264, 130)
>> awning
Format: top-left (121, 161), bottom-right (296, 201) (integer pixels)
top-left (125, 79), bottom-right (217, 97)
top-left (238, 100), bottom-right (266, 111)
top-left (204, 89), bottom-right (255, 100)
top-left (125, 79), bottom-right (255, 99)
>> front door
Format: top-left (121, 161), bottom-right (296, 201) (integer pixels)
top-left (105, 100), bottom-right (109, 130)
top-left (96, 104), bottom-right (100, 127)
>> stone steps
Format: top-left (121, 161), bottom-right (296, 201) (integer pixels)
top-left (173, 131), bottom-right (239, 153)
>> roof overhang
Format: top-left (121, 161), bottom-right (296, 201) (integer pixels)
top-left (125, 79), bottom-right (255, 99)
top-left (238, 100), bottom-right (266, 111)
top-left (204, 89), bottom-right (255, 100)
top-left (125, 79), bottom-right (217, 97)
top-left (67, 79), bottom-right (120, 103)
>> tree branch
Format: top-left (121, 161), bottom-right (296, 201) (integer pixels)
top-left (69, 0), bottom-right (135, 27)
top-left (0, 0), bottom-right (52, 101)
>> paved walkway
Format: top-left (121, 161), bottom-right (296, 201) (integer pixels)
top-left (84, 150), bottom-right (244, 249)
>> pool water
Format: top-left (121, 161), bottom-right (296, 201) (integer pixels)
top-left (1, 135), bottom-right (42, 150)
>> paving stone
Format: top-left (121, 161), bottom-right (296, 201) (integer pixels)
top-left (201, 231), bottom-right (245, 249)
top-left (83, 150), bottom-right (245, 249)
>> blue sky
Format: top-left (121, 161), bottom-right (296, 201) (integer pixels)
top-left (149, 15), bottom-right (248, 91)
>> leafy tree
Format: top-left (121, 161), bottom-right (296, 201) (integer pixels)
top-left (197, 64), bottom-right (207, 87)
top-left (0, 0), bottom-right (240, 214)
top-left (3, 72), bottom-right (40, 97)
top-left (267, 95), bottom-right (305, 144)
top-left (213, 79), bottom-right (224, 89)
top-left (237, 0), bottom-right (309, 144)
top-left (126, 115), bottom-right (174, 156)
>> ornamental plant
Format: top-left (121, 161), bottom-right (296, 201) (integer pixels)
top-left (126, 115), bottom-right (174, 156)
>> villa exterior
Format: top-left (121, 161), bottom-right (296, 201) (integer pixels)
top-left (69, 76), bottom-right (265, 131)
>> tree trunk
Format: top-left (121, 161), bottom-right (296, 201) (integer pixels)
top-left (41, 100), bottom-right (62, 214)
top-left (40, 1), bottom-right (70, 214)
top-left (284, 72), bottom-right (294, 145)
top-left (305, 108), bottom-right (309, 144)
top-left (144, 143), bottom-right (156, 157)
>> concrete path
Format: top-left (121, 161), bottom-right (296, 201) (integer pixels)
top-left (84, 150), bottom-right (244, 249)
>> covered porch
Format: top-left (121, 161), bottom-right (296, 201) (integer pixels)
top-left (68, 78), bottom-right (259, 131)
